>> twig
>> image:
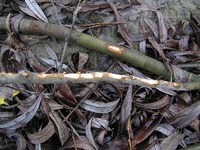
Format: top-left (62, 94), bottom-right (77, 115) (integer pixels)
top-left (0, 71), bottom-right (200, 91)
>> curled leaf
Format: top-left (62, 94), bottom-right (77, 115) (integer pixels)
top-left (0, 94), bottom-right (42, 131)
top-left (80, 98), bottom-right (120, 114)
top-left (28, 120), bottom-right (55, 144)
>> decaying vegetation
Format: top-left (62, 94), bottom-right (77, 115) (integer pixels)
top-left (0, 0), bottom-right (199, 149)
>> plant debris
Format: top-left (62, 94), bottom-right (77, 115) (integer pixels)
top-left (0, 0), bottom-right (199, 150)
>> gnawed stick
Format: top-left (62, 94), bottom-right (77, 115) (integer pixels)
top-left (0, 17), bottom-right (199, 81)
top-left (0, 71), bottom-right (199, 91)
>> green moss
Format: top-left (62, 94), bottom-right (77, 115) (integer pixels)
top-left (89, 12), bottom-right (100, 23)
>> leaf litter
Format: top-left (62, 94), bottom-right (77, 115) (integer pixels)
top-left (0, 0), bottom-right (200, 149)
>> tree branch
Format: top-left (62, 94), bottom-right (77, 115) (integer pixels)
top-left (0, 17), bottom-right (199, 81)
top-left (1, 71), bottom-right (200, 91)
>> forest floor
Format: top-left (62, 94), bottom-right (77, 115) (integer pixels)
top-left (0, 0), bottom-right (199, 150)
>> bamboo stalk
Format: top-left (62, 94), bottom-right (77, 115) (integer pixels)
top-left (0, 71), bottom-right (200, 91)
top-left (0, 17), bottom-right (199, 81)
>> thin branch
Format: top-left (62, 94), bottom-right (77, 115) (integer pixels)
top-left (1, 71), bottom-right (200, 91)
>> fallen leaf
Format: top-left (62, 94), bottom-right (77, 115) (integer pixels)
top-left (175, 101), bottom-right (200, 128)
top-left (86, 117), bottom-right (98, 150)
top-left (92, 117), bottom-right (110, 130)
top-left (15, 132), bottom-right (27, 150)
top-left (160, 131), bottom-right (184, 150)
top-left (80, 98), bottom-right (120, 113)
top-left (28, 120), bottom-right (55, 144)
top-left (179, 35), bottom-right (189, 51)
top-left (49, 110), bottom-right (69, 145)
top-left (60, 136), bottom-right (95, 150)
top-left (133, 95), bottom-right (170, 110)
top-left (121, 85), bottom-right (132, 130)
top-left (0, 94), bottom-right (42, 131)
top-left (0, 87), bottom-right (20, 105)
top-left (155, 10), bottom-right (168, 43)
top-left (25, 0), bottom-right (48, 22)
top-left (132, 115), bottom-right (163, 147)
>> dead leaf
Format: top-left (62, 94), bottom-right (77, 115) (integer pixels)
top-left (129, 0), bottom-right (141, 5)
top-left (132, 115), bottom-right (163, 147)
top-left (155, 124), bottom-right (175, 136)
top-left (45, 44), bottom-right (59, 65)
top-left (160, 131), bottom-right (184, 150)
top-left (86, 117), bottom-right (99, 150)
top-left (133, 95), bottom-right (170, 110)
top-left (15, 132), bottom-right (27, 150)
top-left (81, 2), bottom-right (109, 12)
top-left (149, 135), bottom-right (160, 150)
top-left (0, 94), bottom-right (42, 131)
top-left (145, 17), bottom-right (159, 39)
top-left (155, 10), bottom-right (168, 43)
top-left (80, 98), bottom-right (120, 114)
top-left (49, 110), bottom-right (69, 145)
top-left (175, 101), bottom-right (200, 128)
top-left (172, 65), bottom-right (188, 82)
top-left (92, 117), bottom-right (110, 130)
top-left (28, 120), bottom-right (55, 144)
top-left (179, 35), bottom-right (189, 51)
top-left (57, 83), bottom-right (77, 103)
top-left (25, 0), bottom-right (48, 22)
top-left (121, 85), bottom-right (132, 130)
top-left (60, 136), bottom-right (95, 150)
top-left (78, 52), bottom-right (89, 71)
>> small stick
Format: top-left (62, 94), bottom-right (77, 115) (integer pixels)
top-left (0, 71), bottom-right (199, 91)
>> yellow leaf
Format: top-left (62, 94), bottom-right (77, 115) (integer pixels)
top-left (12, 90), bottom-right (20, 97)
top-left (0, 97), bottom-right (5, 105)
top-left (0, 90), bottom-right (20, 105)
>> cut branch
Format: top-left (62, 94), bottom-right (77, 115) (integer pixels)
top-left (0, 17), bottom-right (199, 81)
top-left (1, 71), bottom-right (200, 91)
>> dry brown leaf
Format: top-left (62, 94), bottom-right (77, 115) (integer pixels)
top-left (175, 101), bottom-right (200, 128)
top-left (86, 117), bottom-right (99, 150)
top-left (78, 52), bottom-right (89, 71)
top-left (60, 136), bottom-right (95, 150)
top-left (133, 95), bottom-right (170, 110)
top-left (155, 10), bottom-right (168, 43)
top-left (179, 35), bottom-right (189, 51)
top-left (57, 83), bottom-right (77, 103)
top-left (132, 115), bottom-right (163, 147)
top-left (121, 84), bottom-right (132, 130)
top-left (160, 131), bottom-right (184, 150)
top-left (28, 120), bottom-right (55, 144)
top-left (80, 98), bottom-right (120, 114)
top-left (129, 0), bottom-right (141, 5)
top-left (15, 132), bottom-right (27, 150)
top-left (49, 110), bottom-right (69, 145)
